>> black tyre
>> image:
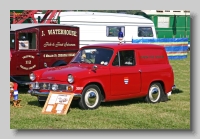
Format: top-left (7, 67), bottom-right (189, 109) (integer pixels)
top-left (78, 84), bottom-right (102, 110)
top-left (145, 83), bottom-right (164, 103)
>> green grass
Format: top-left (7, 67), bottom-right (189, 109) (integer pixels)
top-left (10, 52), bottom-right (190, 129)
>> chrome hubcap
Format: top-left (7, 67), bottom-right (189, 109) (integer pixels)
top-left (149, 85), bottom-right (160, 102)
top-left (85, 88), bottom-right (99, 108)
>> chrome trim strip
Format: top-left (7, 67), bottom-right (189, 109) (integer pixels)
top-left (28, 90), bottom-right (82, 98)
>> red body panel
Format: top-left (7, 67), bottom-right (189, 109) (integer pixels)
top-left (31, 43), bottom-right (174, 101)
top-left (10, 25), bottom-right (79, 83)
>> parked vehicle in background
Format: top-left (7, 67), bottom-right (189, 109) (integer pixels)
top-left (10, 24), bottom-right (79, 85)
top-left (28, 43), bottom-right (175, 110)
top-left (34, 11), bottom-right (157, 47)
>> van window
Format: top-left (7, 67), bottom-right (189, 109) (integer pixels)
top-left (18, 32), bottom-right (36, 50)
top-left (112, 50), bottom-right (135, 66)
top-left (138, 27), bottom-right (153, 37)
top-left (10, 33), bottom-right (15, 49)
top-left (106, 26), bottom-right (125, 37)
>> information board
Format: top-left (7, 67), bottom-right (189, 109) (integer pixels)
top-left (42, 91), bottom-right (74, 115)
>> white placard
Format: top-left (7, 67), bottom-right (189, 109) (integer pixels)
top-left (158, 16), bottom-right (170, 28)
top-left (48, 94), bottom-right (58, 104)
top-left (56, 104), bottom-right (64, 111)
top-left (55, 95), bottom-right (70, 104)
top-left (46, 105), bottom-right (53, 112)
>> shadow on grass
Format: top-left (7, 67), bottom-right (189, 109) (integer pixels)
top-left (101, 97), bottom-right (145, 108)
top-left (18, 86), bottom-right (29, 94)
top-left (172, 88), bottom-right (183, 94)
top-left (27, 100), bottom-right (43, 108)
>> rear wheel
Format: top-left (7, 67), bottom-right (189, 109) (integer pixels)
top-left (145, 83), bottom-right (163, 103)
top-left (78, 84), bottom-right (102, 110)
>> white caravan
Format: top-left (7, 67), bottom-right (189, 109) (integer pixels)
top-left (35, 11), bottom-right (157, 47)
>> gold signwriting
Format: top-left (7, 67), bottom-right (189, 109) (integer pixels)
top-left (43, 42), bottom-right (76, 47)
top-left (20, 55), bottom-right (35, 70)
top-left (22, 55), bottom-right (35, 59)
top-left (140, 55), bottom-right (164, 59)
top-left (42, 31), bottom-right (45, 36)
top-left (47, 29), bottom-right (77, 36)
top-left (43, 53), bottom-right (76, 58)
top-left (20, 65), bottom-right (36, 70)
top-left (26, 60), bottom-right (31, 64)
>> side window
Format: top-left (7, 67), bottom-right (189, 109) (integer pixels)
top-left (18, 32), bottom-right (36, 50)
top-left (10, 33), bottom-right (15, 49)
top-left (106, 26), bottom-right (125, 37)
top-left (120, 50), bottom-right (135, 66)
top-left (138, 27), bottom-right (153, 37)
top-left (112, 50), bottom-right (135, 66)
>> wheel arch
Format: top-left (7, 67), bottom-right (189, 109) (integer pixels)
top-left (83, 82), bottom-right (106, 102)
top-left (149, 80), bottom-right (165, 93)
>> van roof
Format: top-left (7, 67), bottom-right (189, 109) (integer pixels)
top-left (82, 43), bottom-right (164, 50)
top-left (10, 23), bottom-right (75, 31)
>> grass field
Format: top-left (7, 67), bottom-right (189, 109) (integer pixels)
top-left (10, 52), bottom-right (190, 129)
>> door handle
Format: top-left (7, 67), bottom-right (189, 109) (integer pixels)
top-left (139, 70), bottom-right (142, 72)
top-left (36, 53), bottom-right (40, 56)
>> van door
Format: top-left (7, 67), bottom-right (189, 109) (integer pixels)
top-left (110, 50), bottom-right (141, 96)
top-left (15, 28), bottom-right (39, 76)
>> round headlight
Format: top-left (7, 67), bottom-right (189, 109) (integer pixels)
top-left (68, 74), bottom-right (74, 83)
top-left (52, 84), bottom-right (58, 91)
top-left (30, 73), bottom-right (36, 81)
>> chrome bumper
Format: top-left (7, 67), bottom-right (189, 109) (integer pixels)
top-left (167, 85), bottom-right (176, 97)
top-left (172, 85), bottom-right (176, 90)
top-left (28, 89), bottom-right (82, 98)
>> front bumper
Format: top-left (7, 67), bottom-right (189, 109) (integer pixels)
top-left (28, 89), bottom-right (82, 101)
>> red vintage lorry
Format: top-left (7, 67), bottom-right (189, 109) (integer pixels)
top-left (28, 43), bottom-right (175, 109)
top-left (10, 24), bottom-right (79, 85)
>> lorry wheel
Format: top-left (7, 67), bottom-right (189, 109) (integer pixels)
top-left (145, 83), bottom-right (163, 103)
top-left (78, 84), bottom-right (102, 110)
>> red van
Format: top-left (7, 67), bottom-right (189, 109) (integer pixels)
top-left (10, 24), bottom-right (79, 85)
top-left (28, 43), bottom-right (175, 109)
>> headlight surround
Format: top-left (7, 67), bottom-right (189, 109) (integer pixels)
top-left (29, 73), bottom-right (36, 81)
top-left (67, 74), bottom-right (74, 83)
top-left (52, 83), bottom-right (58, 91)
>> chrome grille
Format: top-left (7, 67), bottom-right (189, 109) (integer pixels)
top-left (32, 82), bottom-right (72, 91)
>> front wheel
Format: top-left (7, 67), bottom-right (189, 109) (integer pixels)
top-left (78, 84), bottom-right (102, 110)
top-left (145, 83), bottom-right (164, 103)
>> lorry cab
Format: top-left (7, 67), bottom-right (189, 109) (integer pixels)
top-left (10, 24), bottom-right (79, 85)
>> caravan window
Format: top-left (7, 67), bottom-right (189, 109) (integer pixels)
top-left (106, 26), bottom-right (125, 37)
top-left (138, 27), bottom-right (153, 37)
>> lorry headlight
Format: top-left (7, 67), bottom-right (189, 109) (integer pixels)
top-left (52, 84), bottom-right (58, 91)
top-left (30, 73), bottom-right (36, 81)
top-left (67, 74), bottom-right (74, 83)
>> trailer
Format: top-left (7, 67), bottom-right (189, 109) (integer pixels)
top-left (34, 11), bottom-right (157, 48)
